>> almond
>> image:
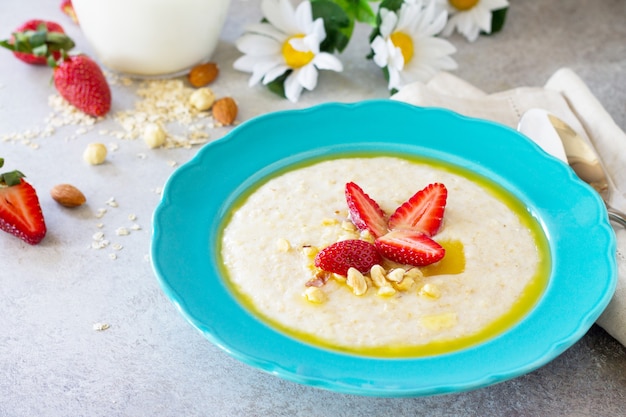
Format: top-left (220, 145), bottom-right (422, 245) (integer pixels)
top-left (188, 62), bottom-right (219, 87)
top-left (50, 184), bottom-right (86, 208)
top-left (212, 97), bottom-right (238, 126)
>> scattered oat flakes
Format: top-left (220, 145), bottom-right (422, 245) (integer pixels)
top-left (109, 253), bottom-right (117, 260)
top-left (105, 197), bottom-right (118, 208)
top-left (92, 322), bottom-right (110, 331)
top-left (115, 227), bottom-right (130, 236)
top-left (95, 208), bottom-right (107, 218)
top-left (112, 243), bottom-right (123, 250)
top-left (128, 214), bottom-right (137, 221)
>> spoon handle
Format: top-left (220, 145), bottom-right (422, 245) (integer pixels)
top-left (608, 206), bottom-right (626, 228)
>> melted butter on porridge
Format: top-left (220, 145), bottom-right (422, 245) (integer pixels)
top-left (219, 155), bottom-right (550, 357)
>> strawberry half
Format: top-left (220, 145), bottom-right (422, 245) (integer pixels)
top-left (0, 20), bottom-right (75, 65)
top-left (388, 182), bottom-right (447, 236)
top-left (314, 239), bottom-right (382, 276)
top-left (345, 182), bottom-right (387, 238)
top-left (52, 54), bottom-right (111, 117)
top-left (375, 230), bottom-right (444, 267)
top-left (0, 160), bottom-right (46, 245)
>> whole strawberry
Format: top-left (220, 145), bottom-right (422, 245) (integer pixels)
top-left (0, 19), bottom-right (75, 65)
top-left (0, 158), bottom-right (47, 245)
top-left (315, 239), bottom-right (382, 276)
top-left (52, 54), bottom-right (111, 117)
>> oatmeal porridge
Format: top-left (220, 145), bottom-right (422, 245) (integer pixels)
top-left (219, 155), bottom-right (550, 356)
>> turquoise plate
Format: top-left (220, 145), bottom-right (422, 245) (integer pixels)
top-left (151, 100), bottom-right (616, 397)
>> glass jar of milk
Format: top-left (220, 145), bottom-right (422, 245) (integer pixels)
top-left (72, 0), bottom-right (232, 77)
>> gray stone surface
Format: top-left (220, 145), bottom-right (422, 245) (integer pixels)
top-left (1, 0), bottom-right (625, 416)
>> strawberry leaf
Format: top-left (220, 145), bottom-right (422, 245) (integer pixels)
top-left (0, 170), bottom-right (25, 187)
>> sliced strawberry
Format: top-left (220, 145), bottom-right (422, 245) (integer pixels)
top-left (314, 239), bottom-right (382, 276)
top-left (0, 164), bottom-right (46, 245)
top-left (375, 230), bottom-right (444, 267)
top-left (388, 182), bottom-right (447, 236)
top-left (345, 182), bottom-right (387, 238)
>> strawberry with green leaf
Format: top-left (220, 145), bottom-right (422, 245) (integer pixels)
top-left (0, 158), bottom-right (47, 245)
top-left (51, 53), bottom-right (111, 117)
top-left (0, 19), bottom-right (75, 65)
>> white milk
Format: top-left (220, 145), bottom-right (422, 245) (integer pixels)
top-left (73, 0), bottom-right (231, 76)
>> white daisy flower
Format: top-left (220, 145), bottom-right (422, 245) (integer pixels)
top-left (437, 0), bottom-right (509, 42)
top-left (370, 0), bottom-right (457, 91)
top-left (233, 0), bottom-right (343, 102)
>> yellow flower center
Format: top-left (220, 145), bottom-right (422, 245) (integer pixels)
top-left (282, 35), bottom-right (314, 68)
top-left (449, 0), bottom-right (480, 11)
top-left (389, 31), bottom-right (414, 64)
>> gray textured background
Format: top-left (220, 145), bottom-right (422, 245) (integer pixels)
top-left (1, 0), bottom-right (625, 416)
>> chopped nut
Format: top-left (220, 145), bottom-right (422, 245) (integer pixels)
top-left (305, 271), bottom-right (330, 287)
top-left (83, 143), bottom-right (107, 165)
top-left (303, 287), bottom-right (326, 304)
top-left (386, 268), bottom-right (406, 283)
top-left (369, 264), bottom-right (388, 287)
top-left (377, 286), bottom-right (397, 297)
top-left (321, 218), bottom-right (339, 226)
top-left (189, 87), bottom-right (216, 111)
top-left (393, 277), bottom-right (415, 292)
top-left (302, 246), bottom-right (318, 258)
top-left (419, 283), bottom-right (442, 299)
top-left (143, 123), bottom-right (167, 148)
top-left (346, 267), bottom-right (368, 296)
top-left (405, 267), bottom-right (424, 280)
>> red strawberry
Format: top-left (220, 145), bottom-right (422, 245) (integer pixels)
top-left (52, 54), bottom-right (111, 117)
top-left (345, 182), bottom-right (387, 238)
top-left (314, 239), bottom-right (382, 276)
top-left (0, 160), bottom-right (46, 245)
top-left (375, 230), bottom-right (444, 267)
top-left (388, 182), bottom-right (447, 236)
top-left (0, 20), bottom-right (75, 65)
top-left (60, 0), bottom-right (79, 24)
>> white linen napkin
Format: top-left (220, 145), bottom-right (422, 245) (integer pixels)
top-left (392, 68), bottom-right (626, 346)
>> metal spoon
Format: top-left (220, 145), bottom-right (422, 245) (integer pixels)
top-left (547, 113), bottom-right (626, 227)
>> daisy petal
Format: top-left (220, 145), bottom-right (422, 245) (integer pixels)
top-left (262, 0), bottom-right (299, 34)
top-left (312, 53), bottom-right (343, 72)
top-left (250, 58), bottom-right (285, 86)
top-left (236, 34), bottom-right (281, 56)
top-left (379, 9), bottom-right (399, 38)
top-left (284, 71), bottom-right (304, 102)
top-left (294, 1), bottom-right (314, 33)
top-left (245, 22), bottom-right (289, 42)
top-left (262, 64), bottom-right (290, 84)
top-left (297, 63), bottom-right (318, 90)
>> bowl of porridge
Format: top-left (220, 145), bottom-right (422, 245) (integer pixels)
top-left (151, 100), bottom-right (616, 396)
